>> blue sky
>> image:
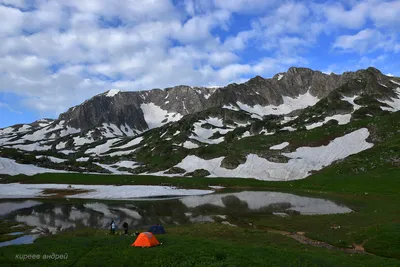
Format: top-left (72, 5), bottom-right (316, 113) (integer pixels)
top-left (1, 0), bottom-right (400, 128)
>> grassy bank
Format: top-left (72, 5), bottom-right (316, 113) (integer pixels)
top-left (0, 224), bottom-right (399, 266)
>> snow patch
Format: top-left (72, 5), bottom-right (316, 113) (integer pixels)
top-left (208, 186), bottom-right (225, 189)
top-left (379, 88), bottom-right (400, 112)
top-left (56, 142), bottom-right (66, 150)
top-left (270, 142), bottom-right (289, 150)
top-left (106, 89), bottom-right (121, 97)
top-left (0, 183), bottom-right (213, 200)
top-left (306, 114), bottom-right (352, 130)
top-left (391, 79), bottom-right (400, 86)
top-left (282, 126), bottom-right (296, 131)
top-left (141, 103), bottom-right (182, 129)
top-left (183, 141), bottom-right (199, 149)
top-left (114, 137), bottom-right (143, 149)
top-left (12, 143), bottom-right (51, 151)
top-left (236, 91), bottom-right (319, 117)
top-left (222, 104), bottom-right (239, 111)
top-left (174, 128), bottom-right (372, 180)
top-left (36, 156), bottom-right (66, 163)
top-left (342, 95), bottom-right (361, 110)
top-left (0, 158), bottom-right (67, 176)
top-left (73, 136), bottom-right (93, 147)
top-left (77, 157), bottom-right (89, 162)
top-left (277, 74), bottom-right (284, 80)
top-left (86, 138), bottom-right (121, 155)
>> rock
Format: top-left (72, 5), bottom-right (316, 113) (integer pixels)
top-left (164, 167), bottom-right (186, 174)
top-left (184, 169), bottom-right (210, 177)
top-left (220, 155), bottom-right (246, 169)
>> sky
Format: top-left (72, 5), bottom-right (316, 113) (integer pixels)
top-left (0, 0), bottom-right (399, 128)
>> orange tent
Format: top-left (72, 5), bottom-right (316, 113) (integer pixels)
top-left (131, 232), bottom-right (160, 248)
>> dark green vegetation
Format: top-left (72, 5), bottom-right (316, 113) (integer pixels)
top-left (1, 224), bottom-right (399, 266)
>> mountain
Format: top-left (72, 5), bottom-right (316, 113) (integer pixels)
top-left (1, 67), bottom-right (399, 180)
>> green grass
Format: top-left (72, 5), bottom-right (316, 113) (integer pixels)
top-left (0, 224), bottom-right (399, 267)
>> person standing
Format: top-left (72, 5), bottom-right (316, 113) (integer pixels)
top-left (110, 220), bottom-right (116, 235)
top-left (123, 222), bottom-right (128, 235)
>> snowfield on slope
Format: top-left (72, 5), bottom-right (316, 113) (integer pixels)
top-left (174, 128), bottom-right (373, 180)
top-left (189, 117), bottom-right (233, 144)
top-left (270, 142), bottom-right (289, 150)
top-left (380, 88), bottom-right (400, 112)
top-left (141, 103), bottom-right (182, 129)
top-left (236, 91), bottom-right (319, 117)
top-left (0, 157), bottom-right (68, 176)
top-left (0, 183), bottom-right (213, 200)
top-left (306, 114), bottom-right (352, 130)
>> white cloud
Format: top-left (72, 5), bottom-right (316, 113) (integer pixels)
top-left (323, 2), bottom-right (369, 29)
top-left (0, 5), bottom-right (23, 35)
top-left (213, 0), bottom-right (278, 13)
top-left (218, 64), bottom-right (252, 81)
top-left (369, 0), bottom-right (400, 28)
top-left (0, 0), bottom-right (25, 8)
top-left (0, 0), bottom-right (399, 122)
top-left (333, 29), bottom-right (394, 53)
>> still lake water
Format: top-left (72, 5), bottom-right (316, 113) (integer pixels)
top-left (0, 191), bottom-right (351, 234)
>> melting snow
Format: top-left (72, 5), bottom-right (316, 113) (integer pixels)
top-left (281, 116), bottom-right (298, 124)
top-left (282, 126), bottom-right (296, 131)
top-left (183, 141), bottom-right (199, 149)
top-left (241, 131), bottom-right (251, 138)
top-left (73, 136), bottom-right (93, 146)
top-left (270, 142), bottom-right (289, 150)
top-left (342, 95), bottom-right (361, 110)
top-left (141, 103), bottom-right (182, 129)
top-left (306, 114), bottom-right (352, 130)
top-left (12, 143), bottom-right (51, 151)
top-left (208, 186), bottom-right (225, 189)
top-left (0, 158), bottom-right (67, 176)
top-left (36, 156), bottom-right (66, 163)
top-left (204, 117), bottom-right (224, 127)
top-left (107, 149), bottom-right (138, 157)
top-left (106, 89), bottom-right (121, 97)
top-left (114, 137), bottom-right (143, 149)
top-left (391, 80), bottom-right (400, 86)
top-left (379, 88), bottom-right (400, 112)
top-left (18, 125), bottom-right (31, 132)
top-left (113, 161), bottom-right (138, 169)
top-left (222, 104), bottom-right (239, 111)
top-left (277, 74), bottom-right (284, 81)
top-left (86, 138), bottom-right (121, 155)
top-left (236, 91), bottom-right (319, 117)
top-left (174, 128), bottom-right (373, 180)
top-left (56, 142), bottom-right (66, 150)
top-left (59, 150), bottom-right (75, 155)
top-left (190, 119), bottom-right (232, 144)
top-left (0, 127), bottom-right (14, 135)
top-left (0, 183), bottom-right (213, 200)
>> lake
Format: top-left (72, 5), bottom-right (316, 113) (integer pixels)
top-left (0, 191), bottom-right (352, 235)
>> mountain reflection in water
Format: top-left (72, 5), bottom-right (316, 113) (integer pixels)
top-left (0, 191), bottom-right (351, 233)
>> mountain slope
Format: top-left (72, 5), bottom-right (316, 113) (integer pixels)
top-left (1, 67), bottom-right (399, 180)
